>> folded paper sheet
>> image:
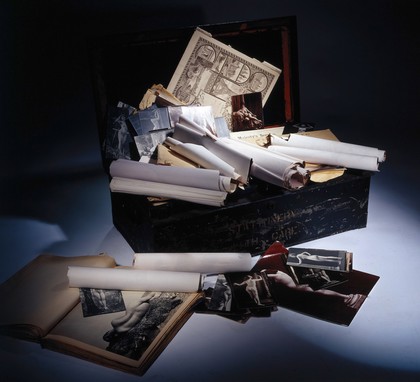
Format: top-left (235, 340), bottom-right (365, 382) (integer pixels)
top-left (133, 252), bottom-right (254, 274)
top-left (67, 266), bottom-right (202, 293)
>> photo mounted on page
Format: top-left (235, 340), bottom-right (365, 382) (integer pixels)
top-left (79, 288), bottom-right (126, 317)
top-left (231, 92), bottom-right (264, 132)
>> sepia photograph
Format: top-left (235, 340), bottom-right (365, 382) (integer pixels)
top-left (231, 92), bottom-right (264, 132)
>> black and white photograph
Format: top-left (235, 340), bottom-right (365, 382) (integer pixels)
top-left (127, 105), bottom-right (171, 136)
top-left (127, 106), bottom-right (171, 159)
top-left (227, 271), bottom-right (275, 310)
top-left (253, 243), bottom-right (379, 326)
top-left (79, 288), bottom-right (125, 317)
top-left (104, 102), bottom-right (138, 160)
top-left (207, 274), bottom-right (233, 312)
top-left (286, 247), bottom-right (352, 272)
top-left (288, 266), bottom-right (348, 291)
top-left (102, 291), bottom-right (183, 360)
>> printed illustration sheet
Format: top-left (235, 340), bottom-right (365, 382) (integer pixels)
top-left (167, 28), bottom-right (281, 126)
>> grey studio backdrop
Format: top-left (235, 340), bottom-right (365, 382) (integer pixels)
top-left (1, 1), bottom-right (420, 381)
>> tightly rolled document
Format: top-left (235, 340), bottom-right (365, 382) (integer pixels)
top-left (133, 252), bottom-right (254, 274)
top-left (67, 266), bottom-right (202, 293)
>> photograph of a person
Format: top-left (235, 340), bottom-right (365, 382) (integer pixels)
top-left (252, 243), bottom-right (379, 326)
top-left (128, 105), bottom-right (172, 159)
top-left (207, 274), bottom-right (233, 312)
top-left (103, 291), bottom-right (184, 360)
top-left (286, 247), bottom-right (352, 272)
top-left (228, 271), bottom-right (275, 309)
top-left (105, 101), bottom-right (137, 160)
top-left (79, 288), bottom-right (125, 317)
top-left (288, 266), bottom-right (348, 291)
top-left (231, 92), bottom-right (264, 132)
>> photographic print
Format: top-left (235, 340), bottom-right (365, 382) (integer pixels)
top-left (104, 101), bottom-right (137, 160)
top-left (79, 288), bottom-right (125, 317)
top-left (50, 291), bottom-right (190, 361)
top-left (253, 242), bottom-right (379, 326)
top-left (286, 247), bottom-right (353, 272)
top-left (127, 105), bottom-right (171, 136)
top-left (288, 266), bottom-right (348, 291)
top-left (103, 291), bottom-right (183, 360)
top-left (207, 274), bottom-right (233, 312)
top-left (227, 272), bottom-right (275, 310)
top-left (127, 105), bottom-right (171, 159)
top-left (231, 92), bottom-right (264, 132)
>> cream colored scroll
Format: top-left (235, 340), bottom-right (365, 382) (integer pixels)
top-left (133, 252), bottom-right (253, 274)
top-left (165, 136), bottom-right (239, 186)
top-left (109, 158), bottom-right (233, 192)
top-left (67, 266), bottom-right (202, 293)
top-left (109, 177), bottom-right (227, 207)
top-left (221, 137), bottom-right (310, 190)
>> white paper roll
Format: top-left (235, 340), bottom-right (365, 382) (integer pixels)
top-left (133, 252), bottom-right (253, 274)
top-left (271, 133), bottom-right (386, 162)
top-left (268, 145), bottom-right (379, 172)
top-left (67, 266), bottom-right (202, 293)
top-left (109, 158), bottom-right (228, 191)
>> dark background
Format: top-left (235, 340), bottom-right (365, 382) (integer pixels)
top-left (1, 0), bottom-right (420, 381)
top-left (1, 0), bottom-right (419, 213)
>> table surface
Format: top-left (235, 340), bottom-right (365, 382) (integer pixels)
top-left (1, 164), bottom-right (419, 382)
